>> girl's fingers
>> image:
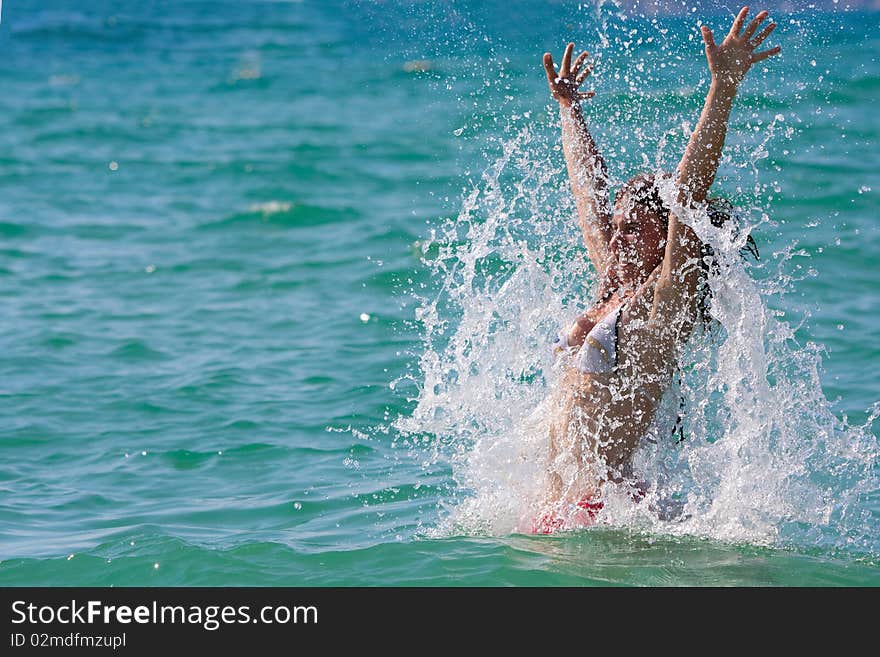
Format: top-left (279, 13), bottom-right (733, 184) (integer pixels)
top-left (575, 65), bottom-right (593, 86)
top-left (561, 42), bottom-right (574, 74)
top-left (750, 22), bottom-right (775, 48)
top-left (543, 53), bottom-right (558, 84)
top-left (751, 45), bottom-right (781, 63)
top-left (701, 26), bottom-right (716, 50)
top-left (742, 10), bottom-right (768, 40)
top-left (728, 6), bottom-right (749, 39)
top-left (577, 90), bottom-right (595, 100)
top-left (571, 51), bottom-right (589, 77)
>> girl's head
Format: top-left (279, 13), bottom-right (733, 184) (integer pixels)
top-left (609, 173), bottom-right (669, 283)
top-left (610, 172), bottom-right (759, 321)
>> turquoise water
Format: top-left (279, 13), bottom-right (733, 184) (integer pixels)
top-left (1, 0), bottom-right (878, 586)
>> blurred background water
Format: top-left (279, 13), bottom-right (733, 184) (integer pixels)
top-left (0, 0), bottom-right (877, 585)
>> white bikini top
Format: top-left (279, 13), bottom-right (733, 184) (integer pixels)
top-left (554, 305), bottom-right (623, 374)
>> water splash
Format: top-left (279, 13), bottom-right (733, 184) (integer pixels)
top-left (393, 2), bottom-right (879, 556)
top-left (401, 136), bottom-right (877, 552)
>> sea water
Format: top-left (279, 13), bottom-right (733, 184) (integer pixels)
top-left (0, 0), bottom-right (878, 586)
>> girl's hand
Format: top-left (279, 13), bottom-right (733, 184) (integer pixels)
top-left (701, 6), bottom-right (780, 88)
top-left (543, 43), bottom-right (595, 107)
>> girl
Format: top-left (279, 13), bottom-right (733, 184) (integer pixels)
top-left (533, 7), bottom-right (780, 533)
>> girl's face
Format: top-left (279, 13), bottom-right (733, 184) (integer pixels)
top-left (609, 190), bottom-right (667, 283)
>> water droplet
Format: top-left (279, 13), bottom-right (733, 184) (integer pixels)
top-left (293, 502), bottom-right (302, 510)
top-left (360, 313), bottom-right (371, 322)
top-left (109, 161), bottom-right (119, 171)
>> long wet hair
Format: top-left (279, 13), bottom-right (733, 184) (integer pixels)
top-left (621, 173), bottom-right (760, 443)
top-left (621, 172), bottom-right (759, 325)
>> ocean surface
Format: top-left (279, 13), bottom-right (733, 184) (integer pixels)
top-left (1, 0), bottom-right (878, 586)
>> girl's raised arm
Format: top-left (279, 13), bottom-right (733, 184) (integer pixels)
top-left (544, 44), bottom-right (615, 275)
top-left (651, 7), bottom-right (779, 332)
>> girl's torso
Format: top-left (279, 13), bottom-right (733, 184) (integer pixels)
top-left (553, 295), bottom-right (674, 474)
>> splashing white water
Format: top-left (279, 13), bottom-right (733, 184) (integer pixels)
top-left (398, 121), bottom-right (877, 553)
top-left (394, 2), bottom-right (879, 556)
